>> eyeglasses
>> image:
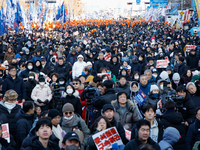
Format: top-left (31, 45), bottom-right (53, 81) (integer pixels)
top-left (73, 83), bottom-right (79, 85)
top-left (65, 111), bottom-right (72, 115)
top-left (98, 122), bottom-right (106, 124)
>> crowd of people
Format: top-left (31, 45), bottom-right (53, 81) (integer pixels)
top-left (0, 19), bottom-right (200, 150)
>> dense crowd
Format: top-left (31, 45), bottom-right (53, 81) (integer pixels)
top-left (0, 19), bottom-right (200, 150)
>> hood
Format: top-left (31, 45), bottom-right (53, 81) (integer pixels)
top-left (130, 81), bottom-right (140, 93)
top-left (116, 81), bottom-right (129, 88)
top-left (63, 90), bottom-right (79, 98)
top-left (15, 109), bottom-right (34, 120)
top-left (26, 60), bottom-right (34, 71)
top-left (57, 74), bottom-right (66, 82)
top-left (162, 127), bottom-right (180, 145)
top-left (110, 55), bottom-right (119, 64)
top-left (163, 110), bottom-right (184, 124)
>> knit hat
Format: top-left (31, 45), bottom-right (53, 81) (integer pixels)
top-left (166, 66), bottom-right (172, 71)
top-left (191, 75), bottom-right (200, 82)
top-left (150, 84), bottom-right (159, 92)
top-left (102, 104), bottom-right (115, 113)
top-left (172, 73), bottom-right (180, 81)
top-left (186, 82), bottom-right (196, 90)
top-left (132, 55), bottom-right (138, 61)
top-left (86, 75), bottom-right (94, 83)
top-left (28, 72), bottom-right (35, 77)
top-left (40, 56), bottom-right (46, 62)
top-left (48, 109), bottom-right (60, 119)
top-left (151, 68), bottom-right (158, 74)
top-left (3, 90), bottom-right (18, 102)
top-left (159, 71), bottom-right (169, 80)
top-left (86, 61), bottom-right (92, 66)
top-left (62, 103), bottom-right (74, 113)
top-left (39, 76), bottom-right (45, 82)
top-left (14, 53), bottom-right (21, 59)
top-left (77, 55), bottom-right (84, 59)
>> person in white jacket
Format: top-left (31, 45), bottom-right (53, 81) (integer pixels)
top-left (31, 76), bottom-right (52, 111)
top-left (72, 54), bottom-right (87, 79)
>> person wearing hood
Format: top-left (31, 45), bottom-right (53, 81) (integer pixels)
top-left (72, 55), bottom-right (87, 79)
top-left (49, 55), bottom-right (57, 72)
top-left (186, 49), bottom-right (199, 71)
top-left (40, 57), bottom-right (52, 76)
top-left (111, 92), bottom-right (139, 130)
top-left (107, 55), bottom-right (121, 77)
top-left (130, 55), bottom-right (142, 74)
top-left (158, 127), bottom-right (180, 150)
top-left (0, 90), bottom-right (21, 142)
top-left (32, 48), bottom-right (42, 63)
top-left (31, 76), bottom-right (52, 111)
top-left (93, 52), bottom-right (108, 74)
top-left (138, 53), bottom-right (147, 74)
top-left (130, 81), bottom-right (140, 98)
top-left (176, 86), bottom-right (196, 126)
top-left (159, 100), bottom-right (186, 150)
top-left (4, 47), bottom-right (15, 65)
top-left (61, 103), bottom-right (90, 147)
top-left (186, 82), bottom-right (200, 108)
top-left (166, 66), bottom-right (173, 81)
top-left (115, 76), bottom-right (130, 98)
top-left (57, 45), bottom-right (65, 58)
top-left (62, 84), bottom-right (82, 116)
top-left (177, 56), bottom-right (189, 77)
top-left (66, 48), bottom-right (78, 65)
top-left (16, 101), bottom-right (36, 148)
top-left (172, 73), bottom-right (182, 90)
top-left (34, 60), bottom-right (42, 72)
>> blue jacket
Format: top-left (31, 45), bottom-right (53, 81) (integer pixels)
top-left (32, 54), bottom-right (42, 63)
top-left (186, 119), bottom-right (200, 150)
top-left (159, 127), bottom-right (180, 150)
top-left (66, 52), bottom-right (78, 65)
top-left (139, 82), bottom-right (151, 96)
top-left (2, 74), bottom-right (26, 100)
top-left (19, 60), bottom-right (38, 79)
top-left (130, 62), bottom-right (142, 74)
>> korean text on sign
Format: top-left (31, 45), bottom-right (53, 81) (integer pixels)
top-left (186, 45), bottom-right (196, 52)
top-left (156, 60), bottom-right (168, 68)
top-left (2, 123), bottom-right (10, 143)
top-left (92, 127), bottom-right (123, 150)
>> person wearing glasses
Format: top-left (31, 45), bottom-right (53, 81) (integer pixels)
top-left (2, 65), bottom-right (26, 103)
top-left (61, 103), bottom-right (90, 148)
top-left (87, 116), bottom-right (112, 150)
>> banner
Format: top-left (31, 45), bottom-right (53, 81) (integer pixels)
top-left (124, 129), bottom-right (131, 141)
top-left (92, 127), bottom-right (123, 150)
top-left (168, 7), bottom-right (178, 15)
top-left (2, 123), bottom-right (10, 143)
top-left (186, 45), bottom-right (196, 52)
top-left (156, 60), bottom-right (168, 68)
top-left (97, 73), bottom-right (111, 79)
top-left (104, 53), bottom-right (111, 61)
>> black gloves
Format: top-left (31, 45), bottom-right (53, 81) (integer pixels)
top-left (37, 99), bottom-right (43, 103)
top-left (43, 99), bottom-right (49, 104)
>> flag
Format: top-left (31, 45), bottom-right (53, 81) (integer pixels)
top-left (68, 4), bottom-right (71, 22)
top-left (14, 1), bottom-right (23, 32)
top-left (56, 2), bottom-right (64, 22)
top-left (63, 4), bottom-right (67, 23)
top-left (37, 0), bottom-right (43, 27)
top-left (0, 7), bottom-right (4, 36)
top-left (53, 5), bottom-right (56, 22)
top-left (29, 1), bottom-right (35, 21)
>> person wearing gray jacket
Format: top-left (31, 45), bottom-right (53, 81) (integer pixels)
top-left (111, 92), bottom-right (139, 130)
top-left (61, 103), bottom-right (90, 146)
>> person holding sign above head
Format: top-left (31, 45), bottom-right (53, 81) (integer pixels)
top-left (124, 119), bottom-right (161, 150)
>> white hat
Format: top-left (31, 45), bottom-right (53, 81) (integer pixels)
top-left (77, 55), bottom-right (84, 59)
top-left (150, 85), bottom-right (159, 92)
top-left (172, 73), bottom-right (180, 81)
top-left (86, 61), bottom-right (92, 66)
top-left (159, 71), bottom-right (169, 80)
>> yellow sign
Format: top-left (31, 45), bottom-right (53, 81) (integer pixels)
top-left (195, 0), bottom-right (200, 25)
top-left (180, 11), bottom-right (184, 15)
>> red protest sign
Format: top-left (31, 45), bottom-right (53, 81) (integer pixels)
top-left (97, 73), bottom-right (111, 79)
top-left (156, 60), bottom-right (168, 68)
top-left (186, 45), bottom-right (196, 52)
top-left (124, 129), bottom-right (131, 141)
top-left (104, 53), bottom-right (111, 61)
top-left (2, 123), bottom-right (10, 143)
top-left (92, 127), bottom-right (123, 150)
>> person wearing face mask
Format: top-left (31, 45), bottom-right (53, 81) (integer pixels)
top-left (151, 68), bottom-right (159, 81)
top-left (62, 84), bottom-right (82, 116)
top-left (172, 73), bottom-right (182, 90)
top-left (130, 55), bottom-right (142, 75)
top-left (25, 72), bottom-right (38, 101)
top-left (31, 76), bottom-right (52, 111)
top-left (0, 90), bottom-right (21, 142)
top-left (138, 53), bottom-right (147, 74)
top-left (61, 103), bottom-right (90, 148)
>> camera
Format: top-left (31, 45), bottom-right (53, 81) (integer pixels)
top-left (194, 29), bottom-right (198, 34)
top-left (84, 85), bottom-right (96, 100)
top-left (166, 95), bottom-right (183, 108)
top-left (52, 83), bottom-right (65, 99)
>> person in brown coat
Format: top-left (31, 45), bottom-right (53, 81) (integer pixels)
top-left (4, 47), bottom-right (15, 65)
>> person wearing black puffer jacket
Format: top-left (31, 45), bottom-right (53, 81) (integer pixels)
top-left (0, 90), bottom-right (21, 142)
top-left (186, 49), bottom-right (199, 71)
top-left (160, 100), bottom-right (187, 150)
top-left (16, 101), bottom-right (36, 149)
top-left (107, 55), bottom-right (121, 77)
top-left (93, 52), bottom-right (108, 74)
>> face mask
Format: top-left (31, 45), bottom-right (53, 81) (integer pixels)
top-left (152, 74), bottom-right (158, 78)
top-left (82, 72), bottom-right (85, 75)
top-left (174, 80), bottom-right (180, 84)
top-left (29, 77), bottom-right (34, 80)
top-left (151, 93), bottom-right (159, 99)
top-left (160, 85), bottom-right (164, 90)
top-left (59, 81), bottom-right (65, 85)
top-left (4, 102), bottom-right (16, 110)
top-left (66, 89), bottom-right (73, 94)
top-left (139, 57), bottom-right (143, 61)
top-left (89, 67), bottom-right (92, 70)
top-left (65, 144), bottom-right (79, 150)
top-left (39, 82), bottom-right (45, 86)
top-left (64, 115), bottom-right (73, 120)
top-left (0, 74), bottom-right (3, 77)
top-left (122, 73), bottom-right (126, 76)
top-left (134, 76), bottom-right (139, 80)
top-left (27, 66), bottom-right (33, 70)
top-left (52, 59), bottom-right (55, 63)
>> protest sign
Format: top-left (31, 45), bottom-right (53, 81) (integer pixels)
top-left (156, 60), bottom-right (168, 68)
top-left (104, 53), bottom-right (111, 61)
top-left (97, 73), bottom-right (111, 79)
top-left (133, 89), bottom-right (146, 107)
top-left (92, 127), bottom-right (123, 150)
top-left (2, 123), bottom-right (10, 143)
top-left (186, 45), bottom-right (196, 52)
top-left (124, 129), bottom-right (131, 141)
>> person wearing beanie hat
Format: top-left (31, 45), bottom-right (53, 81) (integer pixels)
top-left (191, 75), bottom-right (200, 82)
top-left (31, 75), bottom-right (52, 111)
top-left (159, 71), bottom-right (169, 80)
top-left (25, 72), bottom-right (37, 101)
top-left (72, 54), bottom-right (87, 79)
top-left (130, 55), bottom-right (142, 74)
top-left (62, 131), bottom-right (81, 150)
top-left (172, 73), bottom-right (182, 90)
top-left (61, 103), bottom-right (90, 145)
top-left (48, 109), bottom-right (63, 148)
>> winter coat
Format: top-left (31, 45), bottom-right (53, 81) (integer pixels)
top-left (130, 62), bottom-right (142, 74)
top-left (186, 119), bottom-right (200, 150)
top-left (72, 60), bottom-right (87, 78)
top-left (32, 54), bottom-right (42, 63)
top-left (143, 93), bottom-right (162, 109)
top-left (159, 127), bottom-right (180, 150)
top-left (87, 129), bottom-right (101, 150)
top-left (139, 82), bottom-right (151, 96)
top-left (31, 84), bottom-right (52, 106)
top-left (0, 103), bottom-right (21, 141)
top-left (107, 56), bottom-right (121, 77)
top-left (15, 109), bottom-right (35, 148)
top-left (131, 118), bottom-right (163, 143)
top-left (190, 92), bottom-right (200, 109)
top-left (111, 100), bottom-right (139, 130)
top-left (54, 63), bottom-right (72, 81)
top-left (4, 51), bottom-right (15, 65)
top-left (62, 91), bottom-right (82, 117)
top-left (160, 110), bottom-right (187, 150)
top-left (177, 62), bottom-right (189, 77)
top-left (61, 114), bottom-right (90, 145)
top-left (178, 93), bottom-right (196, 125)
top-left (66, 52), bottom-right (78, 65)
top-left (25, 79), bottom-right (37, 101)
top-left (19, 60), bottom-right (38, 79)
top-left (22, 136), bottom-right (60, 150)
top-left (124, 136), bottom-right (161, 150)
top-left (180, 74), bottom-right (192, 86)
top-left (93, 88), bottom-right (117, 109)
top-left (186, 53), bottom-right (199, 70)
top-left (0, 111), bottom-right (8, 124)
top-left (2, 74), bottom-right (26, 100)
top-left (94, 59), bottom-right (108, 73)
top-left (115, 82), bottom-right (130, 98)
